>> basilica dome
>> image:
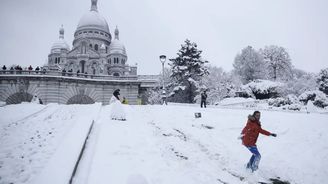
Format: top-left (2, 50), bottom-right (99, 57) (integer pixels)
top-left (51, 26), bottom-right (70, 53)
top-left (76, 11), bottom-right (110, 34)
top-left (109, 27), bottom-right (126, 55)
top-left (76, 0), bottom-right (110, 34)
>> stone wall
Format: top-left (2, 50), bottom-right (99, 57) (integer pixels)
top-left (0, 75), bottom-right (145, 105)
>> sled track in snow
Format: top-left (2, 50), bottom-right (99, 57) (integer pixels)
top-left (8, 105), bottom-right (50, 124)
top-left (0, 105), bottom-right (61, 138)
top-left (69, 120), bottom-right (95, 184)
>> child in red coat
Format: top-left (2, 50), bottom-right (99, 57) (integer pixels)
top-left (240, 111), bottom-right (277, 172)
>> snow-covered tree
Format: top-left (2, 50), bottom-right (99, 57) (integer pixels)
top-left (197, 65), bottom-right (241, 104)
top-left (148, 67), bottom-right (172, 104)
top-left (233, 46), bottom-right (267, 84)
top-left (168, 39), bottom-right (209, 103)
top-left (260, 45), bottom-right (293, 81)
top-left (317, 67), bottom-right (328, 95)
top-left (283, 70), bottom-right (317, 96)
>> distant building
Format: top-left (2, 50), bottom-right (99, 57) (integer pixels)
top-left (0, 0), bottom-right (158, 105)
top-left (46, 0), bottom-right (136, 77)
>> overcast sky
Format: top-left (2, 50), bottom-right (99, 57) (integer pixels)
top-left (0, 0), bottom-right (327, 74)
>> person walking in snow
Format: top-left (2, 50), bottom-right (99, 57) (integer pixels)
top-left (200, 90), bottom-right (207, 108)
top-left (113, 89), bottom-right (120, 101)
top-left (109, 89), bottom-right (126, 121)
top-left (122, 96), bottom-right (128, 104)
top-left (240, 111), bottom-right (277, 172)
top-left (31, 94), bottom-right (41, 104)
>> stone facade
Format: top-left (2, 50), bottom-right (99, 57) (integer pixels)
top-left (47, 0), bottom-right (136, 77)
top-left (0, 0), bottom-right (159, 105)
top-left (0, 75), bottom-right (142, 105)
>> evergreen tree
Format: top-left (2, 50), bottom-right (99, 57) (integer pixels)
top-left (168, 39), bottom-right (209, 103)
top-left (233, 46), bottom-right (267, 84)
top-left (317, 67), bottom-right (328, 95)
top-left (260, 45), bottom-right (293, 81)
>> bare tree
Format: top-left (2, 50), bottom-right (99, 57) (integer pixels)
top-left (260, 45), bottom-right (292, 81)
top-left (233, 46), bottom-right (267, 84)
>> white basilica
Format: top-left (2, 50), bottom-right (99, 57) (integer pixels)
top-left (47, 0), bottom-right (137, 77)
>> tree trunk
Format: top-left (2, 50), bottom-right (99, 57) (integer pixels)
top-left (273, 66), bottom-right (277, 81)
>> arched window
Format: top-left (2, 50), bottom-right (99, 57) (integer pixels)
top-left (95, 44), bottom-right (98, 51)
top-left (121, 59), bottom-right (124, 65)
top-left (55, 57), bottom-right (57, 64)
top-left (113, 73), bottom-right (120, 77)
top-left (58, 58), bottom-right (60, 63)
top-left (89, 44), bottom-right (92, 48)
top-left (81, 42), bottom-right (87, 54)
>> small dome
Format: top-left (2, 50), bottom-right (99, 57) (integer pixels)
top-left (108, 26), bottom-right (126, 55)
top-left (76, 0), bottom-right (110, 34)
top-left (109, 39), bottom-right (126, 55)
top-left (51, 40), bottom-right (70, 53)
top-left (51, 25), bottom-right (70, 53)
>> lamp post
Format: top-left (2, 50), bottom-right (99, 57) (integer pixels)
top-left (159, 55), bottom-right (167, 105)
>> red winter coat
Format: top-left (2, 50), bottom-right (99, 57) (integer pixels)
top-left (241, 115), bottom-right (271, 146)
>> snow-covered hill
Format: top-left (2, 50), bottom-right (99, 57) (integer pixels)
top-left (0, 103), bottom-right (327, 184)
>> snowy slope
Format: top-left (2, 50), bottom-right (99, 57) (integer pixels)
top-left (0, 103), bottom-right (101, 184)
top-left (1, 103), bottom-right (327, 184)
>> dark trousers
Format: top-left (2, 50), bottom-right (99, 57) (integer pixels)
top-left (201, 100), bottom-right (206, 108)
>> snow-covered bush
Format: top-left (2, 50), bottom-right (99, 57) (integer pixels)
top-left (299, 90), bottom-right (328, 108)
top-left (242, 79), bottom-right (284, 99)
top-left (236, 85), bottom-right (255, 98)
top-left (283, 71), bottom-right (317, 96)
top-left (286, 94), bottom-right (299, 104)
top-left (313, 92), bottom-right (328, 108)
top-left (268, 94), bottom-right (301, 110)
top-left (299, 91), bottom-right (317, 103)
top-left (287, 104), bottom-right (302, 111)
top-left (268, 97), bottom-right (289, 107)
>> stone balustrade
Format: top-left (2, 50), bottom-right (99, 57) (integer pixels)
top-left (0, 70), bottom-right (158, 105)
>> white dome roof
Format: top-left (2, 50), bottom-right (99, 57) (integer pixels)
top-left (51, 26), bottom-right (70, 53)
top-left (76, 10), bottom-right (110, 33)
top-left (109, 26), bottom-right (126, 55)
top-left (51, 39), bottom-right (70, 53)
top-left (109, 39), bottom-right (126, 55)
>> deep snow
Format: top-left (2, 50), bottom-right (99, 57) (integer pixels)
top-left (0, 102), bottom-right (327, 184)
